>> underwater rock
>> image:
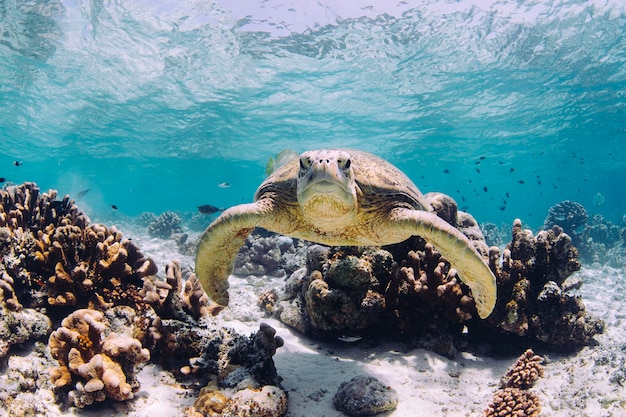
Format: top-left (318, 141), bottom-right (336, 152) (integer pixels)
top-left (333, 375), bottom-right (399, 417)
top-left (0, 303), bottom-right (51, 359)
top-left (148, 211), bottom-right (182, 239)
top-left (221, 385), bottom-right (288, 417)
top-left (48, 307), bottom-right (150, 407)
top-left (0, 344), bottom-right (58, 416)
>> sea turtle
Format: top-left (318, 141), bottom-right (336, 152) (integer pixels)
top-left (195, 149), bottom-right (497, 318)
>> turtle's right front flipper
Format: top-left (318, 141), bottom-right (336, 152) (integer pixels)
top-left (195, 200), bottom-right (273, 314)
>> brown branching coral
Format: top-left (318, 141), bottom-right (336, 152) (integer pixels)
top-left (500, 349), bottom-right (544, 389)
top-left (49, 308), bottom-right (150, 407)
top-left (484, 349), bottom-right (544, 417)
top-left (488, 219), bottom-right (604, 348)
top-left (0, 183), bottom-right (158, 314)
top-left (484, 387), bottom-right (541, 417)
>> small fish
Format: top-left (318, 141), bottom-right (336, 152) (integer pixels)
top-left (506, 192), bottom-right (510, 198)
top-left (475, 161), bottom-right (481, 165)
top-left (337, 335), bottom-right (362, 343)
top-left (76, 188), bottom-right (90, 198)
top-left (500, 205), bottom-right (506, 211)
top-left (476, 168), bottom-right (481, 173)
top-left (111, 204), bottom-right (118, 210)
top-left (479, 156), bottom-right (485, 160)
top-left (0, 177), bottom-right (5, 183)
top-left (518, 180), bottom-right (525, 184)
top-left (198, 204), bottom-right (224, 215)
top-left (13, 161), bottom-right (22, 167)
top-left (443, 169), bottom-right (450, 174)
top-left (217, 182), bottom-right (230, 188)
top-left (483, 186), bottom-right (488, 192)
top-left (509, 167), bottom-right (515, 173)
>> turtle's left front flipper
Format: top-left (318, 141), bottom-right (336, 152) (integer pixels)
top-left (195, 200), bottom-right (274, 314)
top-left (391, 208), bottom-right (497, 319)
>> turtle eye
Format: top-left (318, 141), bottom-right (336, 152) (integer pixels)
top-left (299, 157), bottom-right (311, 170)
top-left (344, 158), bottom-right (351, 169)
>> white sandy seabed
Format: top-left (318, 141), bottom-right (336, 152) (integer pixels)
top-left (2, 232), bottom-right (626, 417)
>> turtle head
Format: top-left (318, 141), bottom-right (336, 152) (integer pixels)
top-left (296, 149), bottom-right (358, 230)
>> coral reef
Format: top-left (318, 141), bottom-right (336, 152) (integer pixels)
top-left (487, 219), bottom-right (605, 348)
top-left (147, 211), bottom-right (182, 239)
top-left (333, 375), bottom-right (399, 417)
top-left (0, 183), bottom-right (159, 314)
top-left (234, 229), bottom-right (307, 277)
top-left (484, 349), bottom-right (544, 417)
top-left (265, 194), bottom-right (603, 349)
top-left (0, 182), bottom-right (286, 413)
top-left (48, 308), bottom-right (150, 406)
top-left (543, 200), bottom-right (588, 248)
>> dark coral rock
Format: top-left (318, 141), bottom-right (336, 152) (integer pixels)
top-left (543, 200), bottom-right (588, 248)
top-left (158, 320), bottom-right (282, 388)
top-left (483, 219), bottom-right (604, 349)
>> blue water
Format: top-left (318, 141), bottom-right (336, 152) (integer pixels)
top-left (1, 0), bottom-right (625, 229)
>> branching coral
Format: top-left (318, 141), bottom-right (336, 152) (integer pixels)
top-left (0, 183), bottom-right (158, 314)
top-left (48, 308), bottom-right (150, 407)
top-left (484, 349), bottom-right (544, 417)
top-left (484, 387), bottom-right (541, 417)
top-left (499, 349), bottom-right (544, 390)
top-left (488, 219), bottom-right (604, 348)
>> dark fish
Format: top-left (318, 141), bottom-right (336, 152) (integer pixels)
top-left (0, 177), bottom-right (5, 183)
top-left (506, 192), bottom-right (510, 198)
top-left (479, 156), bottom-right (485, 160)
top-left (443, 169), bottom-right (450, 174)
top-left (483, 186), bottom-right (488, 192)
top-left (49, 201), bottom-right (65, 211)
top-left (518, 180), bottom-right (525, 184)
top-left (500, 205), bottom-right (506, 211)
top-left (111, 204), bottom-right (118, 210)
top-left (76, 188), bottom-right (90, 198)
top-left (509, 167), bottom-right (515, 173)
top-left (13, 161), bottom-right (21, 167)
top-left (198, 204), bottom-right (224, 215)
top-left (475, 168), bottom-right (480, 173)
top-left (475, 161), bottom-right (481, 165)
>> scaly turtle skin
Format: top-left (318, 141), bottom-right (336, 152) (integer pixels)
top-left (195, 149), bottom-right (497, 318)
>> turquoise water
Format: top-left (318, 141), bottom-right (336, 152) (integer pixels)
top-left (1, 0), bottom-right (625, 229)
